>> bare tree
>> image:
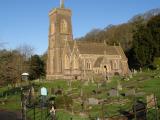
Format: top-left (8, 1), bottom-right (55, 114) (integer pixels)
top-left (0, 50), bottom-right (22, 85)
top-left (16, 44), bottom-right (34, 60)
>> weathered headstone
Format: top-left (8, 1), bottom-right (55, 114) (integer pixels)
top-left (88, 98), bottom-right (99, 105)
top-left (91, 78), bottom-right (94, 84)
top-left (129, 74), bottom-right (133, 79)
top-left (15, 83), bottom-right (18, 87)
top-left (109, 88), bottom-right (119, 97)
top-left (80, 88), bottom-right (83, 97)
top-left (136, 92), bottom-right (145, 97)
top-left (67, 80), bottom-right (71, 87)
top-left (125, 89), bottom-right (135, 96)
top-left (133, 69), bottom-right (137, 74)
top-left (31, 86), bottom-right (35, 97)
top-left (117, 81), bottom-right (122, 91)
top-left (140, 68), bottom-right (142, 73)
top-left (84, 81), bottom-right (89, 86)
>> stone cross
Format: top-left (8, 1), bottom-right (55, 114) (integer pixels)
top-left (60, 0), bottom-right (65, 8)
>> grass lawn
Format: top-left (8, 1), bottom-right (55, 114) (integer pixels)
top-left (0, 68), bottom-right (160, 119)
top-left (0, 94), bottom-right (21, 111)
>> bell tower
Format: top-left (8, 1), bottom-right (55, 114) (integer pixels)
top-left (47, 0), bottom-right (73, 80)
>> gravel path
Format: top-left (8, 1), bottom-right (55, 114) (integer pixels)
top-left (0, 110), bottom-right (21, 120)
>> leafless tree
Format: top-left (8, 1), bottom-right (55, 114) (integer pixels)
top-left (16, 44), bottom-right (34, 60)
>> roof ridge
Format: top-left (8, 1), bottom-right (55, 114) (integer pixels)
top-left (76, 42), bottom-right (106, 46)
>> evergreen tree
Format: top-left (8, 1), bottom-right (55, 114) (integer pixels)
top-left (29, 55), bottom-right (45, 80)
top-left (132, 22), bottom-right (155, 68)
top-left (147, 15), bottom-right (160, 57)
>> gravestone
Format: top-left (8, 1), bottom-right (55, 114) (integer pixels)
top-left (140, 68), bottom-right (142, 73)
top-left (15, 83), bottom-right (18, 87)
top-left (133, 69), bottom-right (137, 74)
top-left (91, 79), bottom-right (94, 84)
top-left (109, 88), bottom-right (119, 97)
top-left (80, 88), bottom-right (83, 97)
top-left (129, 74), bottom-right (133, 79)
top-left (125, 89), bottom-right (135, 96)
top-left (67, 80), bottom-right (72, 87)
top-left (41, 87), bottom-right (47, 96)
top-left (88, 98), bottom-right (99, 105)
top-left (84, 81), bottom-right (89, 86)
top-left (117, 81), bottom-right (122, 91)
top-left (31, 86), bottom-right (35, 96)
top-left (136, 92), bottom-right (145, 97)
top-left (40, 87), bottom-right (47, 108)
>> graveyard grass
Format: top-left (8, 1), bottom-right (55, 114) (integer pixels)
top-left (0, 68), bottom-right (160, 119)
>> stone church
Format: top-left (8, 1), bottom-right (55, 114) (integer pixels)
top-left (46, 0), bottom-right (130, 80)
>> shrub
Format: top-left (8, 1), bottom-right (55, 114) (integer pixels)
top-left (55, 95), bottom-right (73, 109)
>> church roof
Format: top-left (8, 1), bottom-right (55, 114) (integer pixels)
top-left (115, 46), bottom-right (127, 60)
top-left (76, 42), bottom-right (119, 55)
top-left (94, 57), bottom-right (104, 67)
top-left (67, 41), bottom-right (127, 60)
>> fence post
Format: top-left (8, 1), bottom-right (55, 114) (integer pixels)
top-left (101, 102), bottom-right (104, 120)
top-left (34, 104), bottom-right (35, 120)
top-left (134, 97), bottom-right (137, 120)
top-left (41, 107), bottom-right (42, 120)
top-left (154, 93), bottom-right (159, 120)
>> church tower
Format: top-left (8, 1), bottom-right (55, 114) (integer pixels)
top-left (47, 0), bottom-right (73, 80)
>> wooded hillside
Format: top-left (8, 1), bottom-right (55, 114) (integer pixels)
top-left (76, 8), bottom-right (160, 69)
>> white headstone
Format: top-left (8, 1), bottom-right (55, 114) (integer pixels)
top-left (41, 87), bottom-right (47, 96)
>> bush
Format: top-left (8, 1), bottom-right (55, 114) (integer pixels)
top-left (153, 57), bottom-right (160, 68)
top-left (55, 95), bottom-right (73, 109)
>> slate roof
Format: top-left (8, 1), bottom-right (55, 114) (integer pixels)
top-left (67, 41), bottom-right (127, 63)
top-left (68, 41), bottom-right (122, 55)
top-left (115, 46), bottom-right (127, 60)
top-left (94, 57), bottom-right (104, 67)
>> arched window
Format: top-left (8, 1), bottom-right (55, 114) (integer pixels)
top-left (64, 55), bottom-right (70, 69)
top-left (86, 61), bottom-right (91, 70)
top-left (60, 19), bottom-right (67, 33)
top-left (73, 55), bottom-right (79, 69)
top-left (113, 60), bottom-right (119, 70)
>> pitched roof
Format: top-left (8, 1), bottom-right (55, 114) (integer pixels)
top-left (67, 41), bottom-right (127, 60)
top-left (94, 57), bottom-right (104, 67)
top-left (115, 46), bottom-right (127, 60)
top-left (76, 42), bottom-right (119, 55)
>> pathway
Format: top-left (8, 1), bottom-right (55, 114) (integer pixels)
top-left (0, 110), bottom-right (21, 120)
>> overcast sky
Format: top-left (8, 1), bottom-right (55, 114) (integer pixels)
top-left (0, 0), bottom-right (159, 54)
